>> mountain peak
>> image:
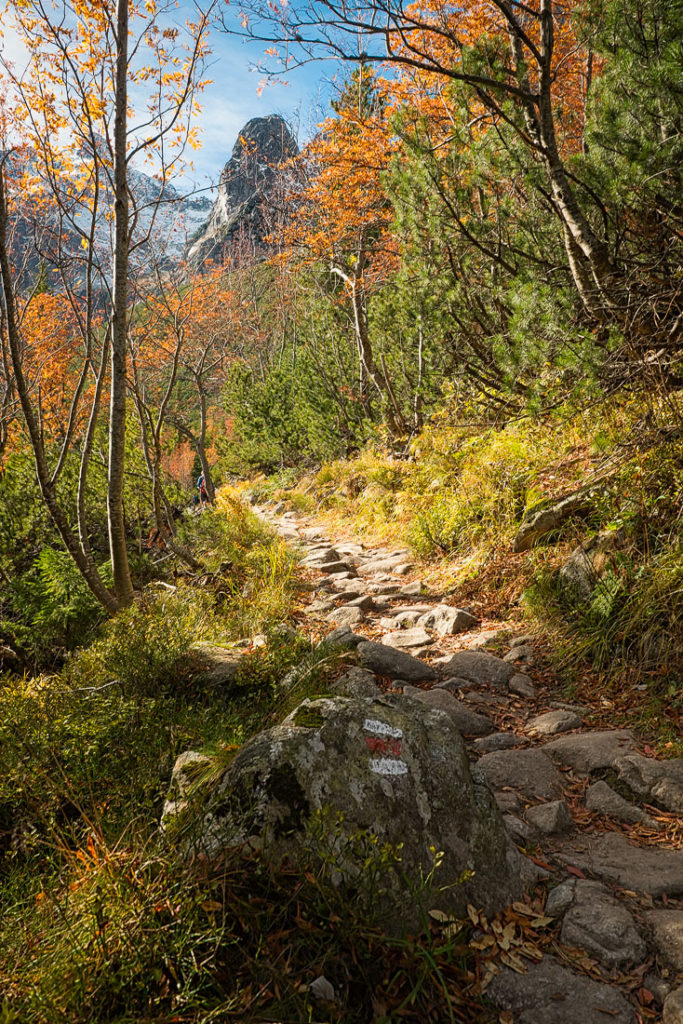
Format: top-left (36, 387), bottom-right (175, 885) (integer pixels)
top-left (186, 114), bottom-right (298, 268)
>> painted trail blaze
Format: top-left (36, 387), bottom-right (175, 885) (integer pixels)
top-left (363, 718), bottom-right (409, 777)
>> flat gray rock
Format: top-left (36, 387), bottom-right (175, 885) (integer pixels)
top-left (344, 594), bottom-right (375, 610)
top-left (473, 732), bottom-right (523, 752)
top-left (308, 599), bottom-right (336, 614)
top-left (546, 879), bottom-right (645, 967)
top-left (416, 604), bottom-right (479, 636)
top-left (644, 910), bottom-right (683, 971)
top-left (402, 686), bottom-right (494, 736)
top-left (329, 667), bottom-right (381, 699)
top-left (437, 651), bottom-right (515, 689)
top-left (527, 710), bottom-right (581, 736)
top-left (399, 581), bottom-right (424, 596)
top-left (586, 780), bottom-right (659, 828)
top-left (509, 673), bottom-right (536, 698)
top-left (191, 642), bottom-right (243, 689)
top-left (392, 610), bottom-right (426, 626)
top-left (487, 955), bottom-right (636, 1023)
top-left (477, 748), bottom-right (565, 801)
top-left (319, 560), bottom-right (356, 575)
top-left (504, 644), bottom-right (535, 666)
top-left (356, 641), bottom-right (437, 682)
top-left (327, 606), bottom-right (364, 627)
top-left (382, 627), bottom-right (433, 649)
top-left (525, 799), bottom-right (573, 835)
top-left (322, 627), bottom-right (365, 648)
top-left (614, 753), bottom-right (683, 813)
top-left (543, 730), bottom-right (636, 772)
top-left (665, 987), bottom-right (683, 1024)
top-left (558, 832), bottom-right (683, 897)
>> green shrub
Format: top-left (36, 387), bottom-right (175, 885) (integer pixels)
top-left (69, 586), bottom-right (211, 699)
top-left (526, 540), bottom-right (683, 676)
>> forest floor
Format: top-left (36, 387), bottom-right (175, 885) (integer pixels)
top-left (250, 496), bottom-right (683, 1024)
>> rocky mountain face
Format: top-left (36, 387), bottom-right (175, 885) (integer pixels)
top-left (186, 115), bottom-right (298, 268)
top-left (4, 148), bottom-right (213, 290)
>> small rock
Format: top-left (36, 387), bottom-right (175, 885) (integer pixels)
top-left (327, 606), bottom-right (364, 627)
top-left (543, 729), bottom-right (636, 772)
top-left (487, 954), bottom-right (636, 1023)
top-left (644, 910), bottom-right (683, 971)
top-left (614, 753), bottom-right (683, 813)
top-left (322, 627), bottom-right (365, 648)
top-left (525, 799), bottom-right (573, 834)
top-left (309, 975), bottom-right (336, 1002)
top-left (548, 879), bottom-right (646, 967)
top-left (664, 987), bottom-right (683, 1024)
top-left (645, 973), bottom-right (671, 1007)
top-left (319, 560), bottom-right (356, 575)
top-left (356, 641), bottom-right (437, 682)
top-left (558, 832), bottom-right (683, 897)
top-left (477, 748), bottom-right (565, 801)
top-left (438, 651), bottom-right (515, 690)
top-left (402, 686), bottom-right (494, 736)
top-left (383, 627), bottom-right (434, 649)
top-left (434, 676), bottom-right (474, 692)
top-left (399, 580), bottom-right (424, 596)
top-left (494, 791), bottom-right (521, 814)
top-left (586, 780), bottom-right (659, 828)
top-left (392, 610), bottom-right (425, 626)
top-left (503, 814), bottom-right (535, 844)
top-left (329, 667), bottom-right (381, 699)
top-left (344, 594), bottom-right (375, 610)
top-left (416, 605), bottom-right (479, 636)
top-left (527, 709), bottom-right (581, 736)
top-left (303, 547), bottom-right (341, 565)
top-left (503, 644), bottom-right (535, 666)
top-left (191, 642), bottom-right (243, 689)
top-left (393, 562), bottom-right (414, 575)
top-left (473, 732), bottom-right (523, 752)
top-left (308, 599), bottom-right (335, 614)
top-left (508, 673), bottom-right (536, 698)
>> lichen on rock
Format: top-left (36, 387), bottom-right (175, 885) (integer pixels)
top-left (163, 694), bottom-right (536, 928)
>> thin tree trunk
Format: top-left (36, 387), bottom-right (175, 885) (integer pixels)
top-left (108, 0), bottom-right (134, 606)
top-left (0, 163), bottom-right (119, 613)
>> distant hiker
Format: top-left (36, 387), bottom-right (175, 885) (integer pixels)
top-left (197, 472), bottom-right (209, 509)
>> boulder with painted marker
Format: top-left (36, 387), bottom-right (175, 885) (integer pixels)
top-left (163, 695), bottom-right (535, 928)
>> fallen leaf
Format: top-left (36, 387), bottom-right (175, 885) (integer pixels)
top-left (566, 865), bottom-right (586, 879)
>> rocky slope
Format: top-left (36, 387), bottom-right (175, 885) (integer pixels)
top-left (174, 499), bottom-right (683, 1024)
top-left (185, 114), bottom-right (298, 268)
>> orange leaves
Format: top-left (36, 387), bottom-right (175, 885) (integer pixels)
top-left (20, 291), bottom-right (87, 433)
top-left (279, 69), bottom-right (399, 291)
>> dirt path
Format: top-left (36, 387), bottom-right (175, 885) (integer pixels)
top-left (256, 501), bottom-right (683, 1024)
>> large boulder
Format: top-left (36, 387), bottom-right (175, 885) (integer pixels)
top-left (164, 695), bottom-right (535, 925)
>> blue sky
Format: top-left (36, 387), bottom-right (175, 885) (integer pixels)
top-left (1, 3), bottom-right (337, 196)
